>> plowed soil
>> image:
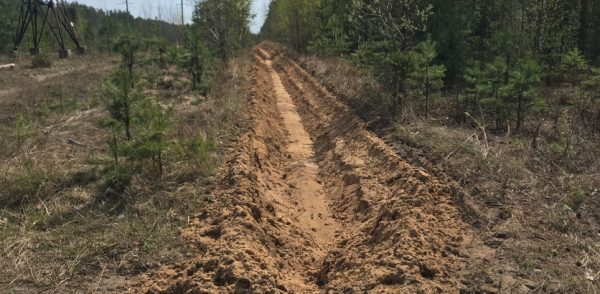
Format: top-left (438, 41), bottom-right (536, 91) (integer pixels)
top-left (136, 45), bottom-right (492, 293)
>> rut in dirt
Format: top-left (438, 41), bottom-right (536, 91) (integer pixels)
top-left (136, 45), bottom-right (490, 293)
top-left (264, 49), bottom-right (341, 254)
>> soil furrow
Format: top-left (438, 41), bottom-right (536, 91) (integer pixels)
top-left (139, 53), bottom-right (338, 293)
top-left (269, 46), bottom-right (491, 292)
top-left (136, 46), bottom-right (491, 293)
top-left (265, 55), bottom-right (341, 256)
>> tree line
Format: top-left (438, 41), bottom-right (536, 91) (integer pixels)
top-left (0, 1), bottom-right (179, 54)
top-left (261, 0), bottom-right (600, 133)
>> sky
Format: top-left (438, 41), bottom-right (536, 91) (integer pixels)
top-left (70, 0), bottom-right (271, 34)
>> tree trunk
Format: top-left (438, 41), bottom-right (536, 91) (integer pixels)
top-left (455, 88), bottom-right (461, 122)
top-left (538, 0), bottom-right (547, 54)
top-left (579, 0), bottom-right (589, 54)
top-left (293, 0), bottom-right (302, 51)
top-left (504, 54), bottom-right (511, 84)
top-left (597, 108), bottom-right (600, 133)
top-left (393, 72), bottom-right (401, 116)
top-left (531, 119), bottom-right (542, 151)
top-left (425, 63), bottom-right (429, 119)
top-left (111, 128), bottom-right (119, 167)
top-left (124, 98), bottom-right (132, 140)
top-left (219, 30), bottom-right (227, 61)
top-left (516, 91), bottom-right (523, 132)
top-left (124, 117), bottom-right (131, 140)
top-left (495, 82), bottom-right (501, 130)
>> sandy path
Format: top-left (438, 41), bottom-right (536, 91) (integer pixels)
top-left (135, 45), bottom-right (489, 293)
top-left (266, 55), bottom-right (340, 255)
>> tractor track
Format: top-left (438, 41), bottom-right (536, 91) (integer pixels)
top-left (136, 45), bottom-right (489, 293)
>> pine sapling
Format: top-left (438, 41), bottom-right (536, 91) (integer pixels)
top-left (410, 37), bottom-right (446, 118)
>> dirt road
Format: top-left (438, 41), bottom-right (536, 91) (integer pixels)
top-left (138, 45), bottom-right (489, 293)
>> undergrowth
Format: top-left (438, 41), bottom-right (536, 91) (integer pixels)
top-left (0, 53), bottom-right (250, 292)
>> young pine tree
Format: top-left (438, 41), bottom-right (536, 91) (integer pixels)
top-left (182, 32), bottom-right (211, 91)
top-left (102, 69), bottom-right (142, 140)
top-left (582, 67), bottom-right (600, 103)
top-left (353, 41), bottom-right (412, 118)
top-left (127, 97), bottom-right (172, 176)
top-left (503, 56), bottom-right (542, 133)
top-left (481, 57), bottom-right (508, 130)
top-left (307, 11), bottom-right (350, 56)
top-left (581, 67), bottom-right (600, 129)
top-left (560, 48), bottom-right (588, 88)
top-left (463, 61), bottom-right (485, 115)
top-left (12, 113), bottom-right (33, 151)
top-left (410, 38), bottom-right (446, 118)
top-left (101, 118), bottom-right (123, 167)
top-left (113, 35), bottom-right (141, 86)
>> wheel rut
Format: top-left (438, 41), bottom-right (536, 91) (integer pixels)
top-left (264, 54), bottom-right (341, 255)
top-left (135, 44), bottom-right (490, 294)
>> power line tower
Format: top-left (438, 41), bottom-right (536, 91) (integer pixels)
top-left (12, 0), bottom-right (86, 58)
top-left (180, 0), bottom-right (184, 27)
top-left (175, 0), bottom-right (188, 47)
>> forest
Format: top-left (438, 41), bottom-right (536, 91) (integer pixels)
top-left (262, 0), bottom-right (600, 133)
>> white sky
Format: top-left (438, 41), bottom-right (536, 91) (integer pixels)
top-left (70, 0), bottom-right (271, 34)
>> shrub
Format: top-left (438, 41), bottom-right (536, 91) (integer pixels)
top-left (12, 113), bottom-right (34, 150)
top-left (47, 85), bottom-right (77, 113)
top-left (570, 186), bottom-right (587, 211)
top-left (124, 98), bottom-right (173, 175)
top-left (0, 161), bottom-right (49, 208)
top-left (101, 165), bottom-right (132, 199)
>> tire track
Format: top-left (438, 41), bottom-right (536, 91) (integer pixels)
top-left (264, 52), bottom-right (341, 257)
top-left (139, 52), bottom-right (343, 293)
top-left (135, 46), bottom-right (491, 293)
top-left (268, 45), bottom-right (490, 292)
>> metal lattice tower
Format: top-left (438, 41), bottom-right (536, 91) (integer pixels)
top-left (12, 0), bottom-right (86, 58)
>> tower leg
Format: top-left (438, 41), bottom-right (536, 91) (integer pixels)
top-left (13, 1), bottom-right (85, 61)
top-left (58, 49), bottom-right (71, 59)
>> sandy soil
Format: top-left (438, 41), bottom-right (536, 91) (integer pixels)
top-left (134, 45), bottom-right (494, 293)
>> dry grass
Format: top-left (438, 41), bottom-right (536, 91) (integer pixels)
top-left (295, 54), bottom-right (392, 127)
top-left (0, 53), bottom-right (250, 292)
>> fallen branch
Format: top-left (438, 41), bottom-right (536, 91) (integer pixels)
top-left (67, 138), bottom-right (86, 147)
top-left (41, 129), bottom-right (102, 150)
top-left (465, 112), bottom-right (490, 158)
top-left (0, 63), bottom-right (15, 70)
top-left (92, 263), bottom-right (108, 294)
top-left (34, 180), bottom-right (50, 215)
